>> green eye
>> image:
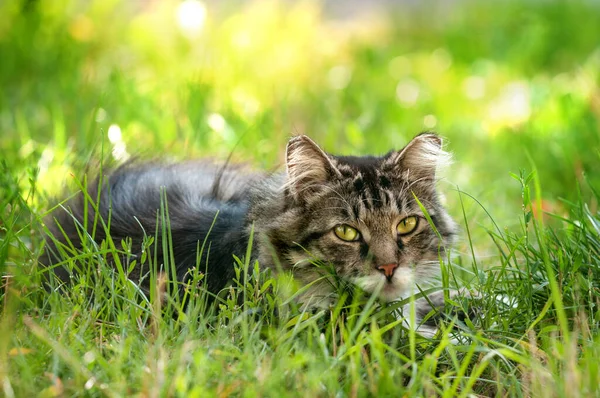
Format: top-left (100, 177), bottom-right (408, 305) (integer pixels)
top-left (334, 225), bottom-right (360, 242)
top-left (397, 216), bottom-right (418, 235)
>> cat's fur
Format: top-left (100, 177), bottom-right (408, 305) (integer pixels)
top-left (44, 133), bottom-right (457, 319)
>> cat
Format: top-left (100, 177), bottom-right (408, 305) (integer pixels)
top-left (43, 133), bottom-right (458, 332)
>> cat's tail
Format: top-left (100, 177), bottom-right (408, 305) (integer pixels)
top-left (41, 160), bottom-right (258, 294)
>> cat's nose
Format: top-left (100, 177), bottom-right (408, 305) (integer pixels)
top-left (376, 263), bottom-right (398, 281)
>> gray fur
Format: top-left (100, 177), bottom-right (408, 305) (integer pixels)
top-left (45, 133), bottom-right (457, 313)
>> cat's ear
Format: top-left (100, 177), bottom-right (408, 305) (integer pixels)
top-left (285, 135), bottom-right (341, 200)
top-left (386, 133), bottom-right (450, 180)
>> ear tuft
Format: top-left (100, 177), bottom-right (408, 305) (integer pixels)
top-left (386, 133), bottom-right (451, 180)
top-left (285, 135), bottom-right (339, 200)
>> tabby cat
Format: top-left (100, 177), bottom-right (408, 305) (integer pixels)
top-left (44, 133), bottom-right (457, 330)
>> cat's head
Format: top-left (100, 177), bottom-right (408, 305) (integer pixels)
top-left (268, 133), bottom-right (457, 302)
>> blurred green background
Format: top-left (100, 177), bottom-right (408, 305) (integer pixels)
top-left (1, 0), bottom-right (599, 252)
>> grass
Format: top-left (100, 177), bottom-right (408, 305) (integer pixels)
top-left (1, 0), bottom-right (600, 396)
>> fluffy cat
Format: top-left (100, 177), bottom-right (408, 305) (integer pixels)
top-left (44, 133), bottom-right (457, 326)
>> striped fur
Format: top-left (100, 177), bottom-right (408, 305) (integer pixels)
top-left (251, 133), bottom-right (457, 306)
top-left (44, 133), bottom-right (457, 311)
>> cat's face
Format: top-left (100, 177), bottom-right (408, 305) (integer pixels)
top-left (276, 134), bottom-right (456, 302)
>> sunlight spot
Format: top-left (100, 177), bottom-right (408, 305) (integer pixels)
top-left (107, 124), bottom-right (122, 143)
top-left (231, 89), bottom-right (260, 118)
top-left (327, 65), bottom-right (352, 90)
top-left (176, 0), bottom-right (207, 38)
top-left (112, 142), bottom-right (129, 161)
top-left (396, 79), bottom-right (420, 106)
top-left (423, 114), bottom-right (437, 129)
top-left (207, 113), bottom-right (226, 132)
top-left (83, 351), bottom-right (95, 364)
top-left (487, 81), bottom-right (531, 128)
top-left (19, 139), bottom-right (35, 158)
top-left (85, 378), bottom-right (96, 390)
top-left (388, 56), bottom-right (411, 79)
top-left (37, 147), bottom-right (54, 175)
top-left (463, 76), bottom-right (486, 100)
top-left (107, 124), bottom-right (129, 161)
top-left (95, 108), bottom-right (107, 123)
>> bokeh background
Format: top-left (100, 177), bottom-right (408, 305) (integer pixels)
top-left (2, 3), bottom-right (600, 395)
top-left (1, 0), bottom-right (599, 256)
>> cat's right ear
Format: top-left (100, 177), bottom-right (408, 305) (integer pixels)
top-left (385, 133), bottom-right (450, 181)
top-left (285, 135), bottom-right (340, 201)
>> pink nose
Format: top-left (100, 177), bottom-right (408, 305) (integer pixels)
top-left (377, 263), bottom-right (398, 279)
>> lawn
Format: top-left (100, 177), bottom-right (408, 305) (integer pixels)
top-left (1, 0), bottom-right (599, 396)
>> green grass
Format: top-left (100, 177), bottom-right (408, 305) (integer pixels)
top-left (1, 0), bottom-right (600, 396)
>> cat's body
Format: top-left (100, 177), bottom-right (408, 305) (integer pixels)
top-left (44, 134), bottom-right (457, 316)
top-left (45, 161), bottom-right (262, 296)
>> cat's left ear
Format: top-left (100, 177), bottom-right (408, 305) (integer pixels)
top-left (285, 135), bottom-right (341, 201)
top-left (385, 133), bottom-right (450, 180)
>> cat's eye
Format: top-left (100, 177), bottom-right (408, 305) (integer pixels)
top-left (334, 225), bottom-right (360, 242)
top-left (397, 216), bottom-right (419, 235)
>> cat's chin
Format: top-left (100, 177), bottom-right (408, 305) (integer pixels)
top-left (351, 272), bottom-right (414, 302)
